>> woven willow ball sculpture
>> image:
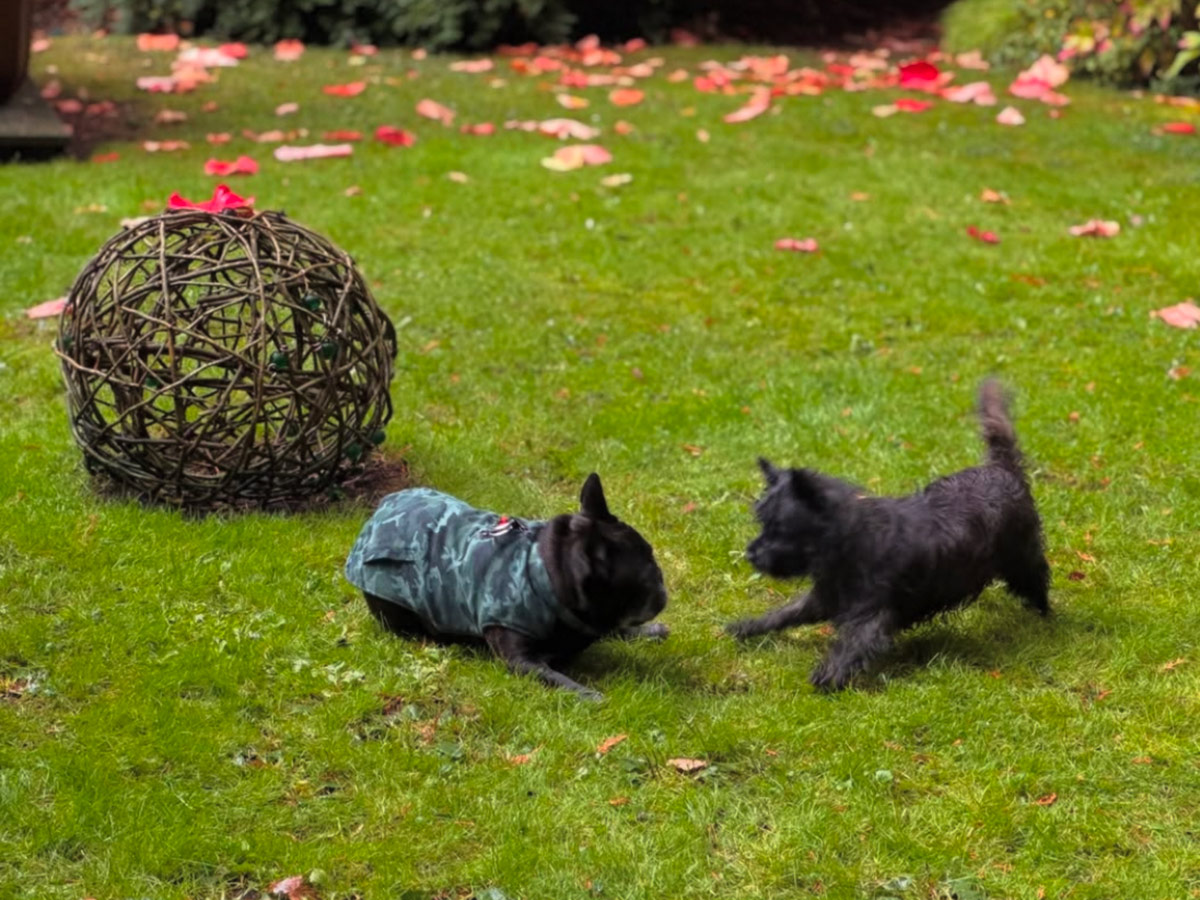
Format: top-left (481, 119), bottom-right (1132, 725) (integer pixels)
top-left (56, 209), bottom-right (397, 509)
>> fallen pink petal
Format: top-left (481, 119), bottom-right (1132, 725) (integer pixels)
top-left (775, 238), bottom-right (819, 252)
top-left (1069, 219), bottom-right (1120, 238)
top-left (25, 297), bottom-right (69, 319)
top-left (943, 81), bottom-right (996, 106)
top-left (273, 143), bottom-right (354, 162)
top-left (723, 90), bottom-right (771, 123)
top-left (167, 184), bottom-right (255, 212)
top-left (542, 144), bottom-right (613, 171)
top-left (203, 155), bottom-right (259, 176)
top-left (996, 106), bottom-right (1026, 126)
top-left (1153, 301), bottom-right (1200, 329)
top-left (274, 39), bottom-right (305, 61)
top-left (416, 98), bottom-right (455, 125)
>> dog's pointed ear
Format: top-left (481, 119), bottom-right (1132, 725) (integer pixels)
top-left (580, 472), bottom-right (612, 519)
top-left (790, 468), bottom-right (826, 511)
top-left (757, 457), bottom-right (780, 486)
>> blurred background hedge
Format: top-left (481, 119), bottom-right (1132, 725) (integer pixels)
top-left (63, 0), bottom-right (951, 49)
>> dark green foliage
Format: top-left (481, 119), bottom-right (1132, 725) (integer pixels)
top-left (942, 0), bottom-right (1200, 91)
top-left (71, 0), bottom-right (578, 50)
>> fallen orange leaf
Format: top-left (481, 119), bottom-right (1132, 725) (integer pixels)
top-left (609, 88), bottom-right (644, 106)
top-left (597, 734), bottom-right (628, 754)
top-left (1034, 793), bottom-right (1057, 806)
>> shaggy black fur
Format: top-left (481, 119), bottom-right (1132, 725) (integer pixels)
top-left (367, 474), bottom-right (668, 700)
top-left (727, 380), bottom-right (1050, 690)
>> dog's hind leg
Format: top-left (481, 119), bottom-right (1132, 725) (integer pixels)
top-left (726, 590), bottom-right (827, 639)
top-left (1001, 536), bottom-right (1051, 616)
top-left (809, 613), bottom-right (894, 691)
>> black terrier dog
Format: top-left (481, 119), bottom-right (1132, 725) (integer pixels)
top-left (346, 474), bottom-right (668, 700)
top-left (727, 380), bottom-right (1050, 690)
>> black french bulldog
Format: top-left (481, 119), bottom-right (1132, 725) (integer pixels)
top-left (346, 474), bottom-right (668, 700)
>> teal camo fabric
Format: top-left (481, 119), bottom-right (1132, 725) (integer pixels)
top-left (345, 488), bottom-right (568, 640)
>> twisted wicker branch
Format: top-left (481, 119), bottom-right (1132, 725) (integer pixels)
top-left (56, 209), bottom-right (397, 510)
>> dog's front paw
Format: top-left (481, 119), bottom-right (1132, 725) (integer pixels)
top-left (642, 623), bottom-right (670, 640)
top-left (577, 688), bottom-right (605, 703)
top-left (809, 662), bottom-right (850, 692)
top-left (724, 619), bottom-right (759, 640)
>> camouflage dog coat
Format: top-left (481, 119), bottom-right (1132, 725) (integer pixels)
top-left (345, 488), bottom-right (593, 640)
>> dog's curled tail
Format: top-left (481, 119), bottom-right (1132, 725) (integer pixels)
top-left (978, 379), bottom-right (1024, 473)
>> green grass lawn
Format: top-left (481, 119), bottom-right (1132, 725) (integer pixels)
top-left (2, 35), bottom-right (1199, 900)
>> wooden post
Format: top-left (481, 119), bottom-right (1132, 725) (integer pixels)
top-left (0, 0), bottom-right (33, 103)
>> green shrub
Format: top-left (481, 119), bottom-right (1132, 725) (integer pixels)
top-left (941, 0), bottom-right (1200, 91)
top-left (70, 0), bottom-right (579, 50)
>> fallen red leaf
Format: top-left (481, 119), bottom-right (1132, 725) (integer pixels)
top-left (613, 120), bottom-right (634, 135)
top-left (775, 237), bottom-right (819, 252)
top-left (1153, 301), bottom-right (1200, 329)
top-left (55, 99), bottom-right (83, 114)
top-left (273, 144), bottom-right (353, 162)
top-left (168, 184), bottom-right (255, 213)
top-left (25, 297), bottom-right (68, 319)
top-left (350, 43), bottom-right (377, 57)
top-left (1160, 121), bottom-right (1196, 135)
top-left (597, 734), bottom-right (628, 754)
top-left (322, 81), bottom-right (366, 97)
top-left (966, 225), bottom-right (1000, 244)
top-left (322, 130), bottom-right (363, 141)
top-left (460, 122), bottom-right (495, 136)
top-left (154, 108), bottom-right (188, 124)
top-left (667, 757), bottom-right (708, 773)
top-left (1161, 657), bottom-right (1187, 671)
top-left (275, 102), bottom-right (300, 116)
top-left (416, 98), bottom-right (455, 125)
top-left (91, 152), bottom-right (120, 163)
top-left (609, 88), bottom-right (644, 106)
top-left (1068, 570), bottom-right (1086, 581)
top-left (980, 188), bottom-right (1009, 204)
top-left (274, 39), bottom-right (305, 62)
top-left (894, 98), bottom-right (933, 112)
top-left (375, 125), bottom-right (417, 147)
top-left (136, 33), bottom-right (180, 52)
top-left (219, 42), bottom-right (248, 59)
top-left (681, 443), bottom-right (704, 457)
top-left (204, 155), bottom-right (258, 176)
top-left (898, 59), bottom-right (942, 91)
top-left (1034, 793), bottom-right (1058, 806)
